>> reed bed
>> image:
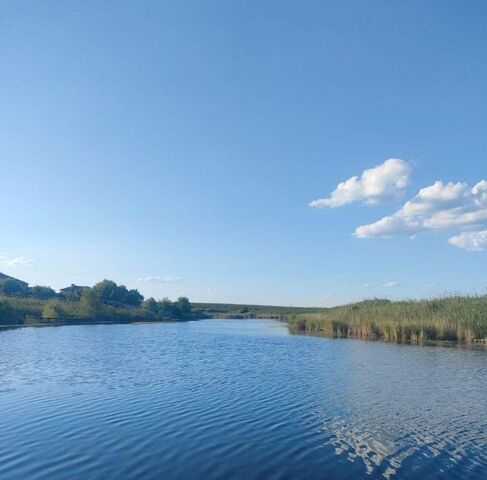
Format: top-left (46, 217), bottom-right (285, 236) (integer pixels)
top-left (287, 296), bottom-right (487, 344)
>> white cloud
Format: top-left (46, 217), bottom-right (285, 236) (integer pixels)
top-left (0, 256), bottom-right (35, 267)
top-left (355, 180), bottom-right (487, 238)
top-left (383, 281), bottom-right (399, 288)
top-left (309, 158), bottom-right (411, 208)
top-left (448, 229), bottom-right (487, 251)
top-left (137, 276), bottom-right (184, 283)
top-left (362, 283), bottom-right (374, 288)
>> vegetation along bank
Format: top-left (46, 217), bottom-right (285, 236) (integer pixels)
top-left (287, 296), bottom-right (487, 344)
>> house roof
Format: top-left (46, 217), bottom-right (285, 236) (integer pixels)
top-left (60, 284), bottom-right (89, 292)
top-left (0, 272), bottom-right (29, 286)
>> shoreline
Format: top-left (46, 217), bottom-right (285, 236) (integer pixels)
top-left (3, 316), bottom-right (486, 349)
top-left (288, 325), bottom-right (487, 348)
top-left (0, 317), bottom-right (205, 330)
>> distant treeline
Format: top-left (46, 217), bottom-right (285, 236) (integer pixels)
top-left (288, 296), bottom-right (487, 345)
top-left (0, 278), bottom-right (58, 299)
top-left (0, 277), bottom-right (205, 326)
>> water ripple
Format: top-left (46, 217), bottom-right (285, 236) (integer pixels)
top-left (0, 320), bottom-right (485, 479)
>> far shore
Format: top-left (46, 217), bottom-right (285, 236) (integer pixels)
top-left (2, 273), bottom-right (486, 348)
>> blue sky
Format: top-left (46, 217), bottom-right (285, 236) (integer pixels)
top-left (1, 1), bottom-right (487, 306)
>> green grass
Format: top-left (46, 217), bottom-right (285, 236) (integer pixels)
top-left (192, 302), bottom-right (322, 319)
top-left (287, 296), bottom-right (487, 344)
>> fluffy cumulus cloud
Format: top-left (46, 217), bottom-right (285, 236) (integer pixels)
top-left (355, 180), bottom-right (487, 239)
top-left (448, 229), bottom-right (487, 251)
top-left (0, 256), bottom-right (35, 267)
top-left (137, 276), bottom-right (183, 283)
top-left (309, 158), bottom-right (411, 208)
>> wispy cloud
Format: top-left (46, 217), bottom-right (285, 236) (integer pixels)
top-left (355, 180), bottom-right (487, 241)
top-left (0, 256), bottom-right (35, 267)
top-left (363, 281), bottom-right (399, 288)
top-left (136, 276), bottom-right (184, 284)
top-left (309, 158), bottom-right (411, 208)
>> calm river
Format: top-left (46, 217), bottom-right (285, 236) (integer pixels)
top-left (0, 319), bottom-right (485, 479)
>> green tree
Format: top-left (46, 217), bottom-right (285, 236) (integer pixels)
top-left (91, 280), bottom-right (143, 307)
top-left (30, 285), bottom-right (57, 299)
top-left (158, 297), bottom-right (175, 318)
top-left (127, 288), bottom-right (144, 307)
top-left (176, 297), bottom-right (191, 317)
top-left (143, 297), bottom-right (159, 315)
top-left (92, 280), bottom-right (118, 302)
top-left (80, 288), bottom-right (102, 316)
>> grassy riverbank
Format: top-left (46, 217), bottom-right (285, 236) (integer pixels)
top-left (192, 302), bottom-right (321, 319)
top-left (0, 295), bottom-right (205, 326)
top-left (287, 296), bottom-right (487, 344)
top-left (0, 277), bottom-right (205, 326)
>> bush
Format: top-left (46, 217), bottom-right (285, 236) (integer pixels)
top-left (42, 301), bottom-right (65, 319)
top-left (0, 300), bottom-right (17, 324)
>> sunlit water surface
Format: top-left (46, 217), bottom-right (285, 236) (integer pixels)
top-left (0, 319), bottom-right (485, 479)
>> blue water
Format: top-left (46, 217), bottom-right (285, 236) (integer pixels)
top-left (0, 319), bottom-right (485, 479)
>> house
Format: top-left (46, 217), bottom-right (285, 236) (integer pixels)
top-left (0, 272), bottom-right (29, 288)
top-left (60, 284), bottom-right (90, 296)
